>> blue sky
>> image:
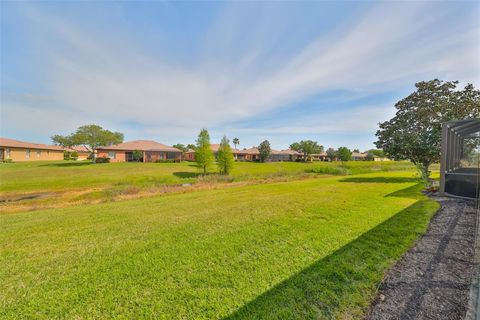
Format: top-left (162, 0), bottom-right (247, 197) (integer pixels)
top-left (1, 1), bottom-right (479, 151)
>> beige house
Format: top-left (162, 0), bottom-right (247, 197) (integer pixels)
top-left (64, 146), bottom-right (92, 160)
top-left (97, 140), bottom-right (182, 162)
top-left (184, 145), bottom-right (302, 162)
top-left (351, 152), bottom-right (368, 161)
top-left (184, 145), bottom-right (260, 161)
top-left (311, 152), bottom-right (329, 161)
top-left (0, 137), bottom-right (64, 161)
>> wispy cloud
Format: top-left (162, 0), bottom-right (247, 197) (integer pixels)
top-left (1, 2), bottom-right (479, 149)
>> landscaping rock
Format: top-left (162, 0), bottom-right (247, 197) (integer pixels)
top-left (367, 197), bottom-right (477, 320)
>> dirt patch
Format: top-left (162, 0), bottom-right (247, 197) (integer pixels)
top-left (1, 174), bottom-right (330, 214)
top-left (367, 197), bottom-right (477, 320)
top-left (0, 192), bottom-right (53, 203)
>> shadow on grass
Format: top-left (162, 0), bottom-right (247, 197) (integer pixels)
top-left (223, 193), bottom-right (436, 319)
top-left (386, 184), bottom-right (427, 200)
top-left (339, 177), bottom-right (420, 184)
top-left (173, 172), bottom-right (201, 179)
top-left (39, 162), bottom-right (93, 167)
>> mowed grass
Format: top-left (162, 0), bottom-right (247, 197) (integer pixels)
top-left (0, 160), bottom-right (414, 194)
top-left (0, 170), bottom-right (438, 319)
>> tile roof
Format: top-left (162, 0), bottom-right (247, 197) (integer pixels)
top-left (210, 144), bottom-right (221, 152)
top-left (184, 146), bottom-right (300, 155)
top-left (97, 140), bottom-right (181, 152)
top-left (243, 147), bottom-right (260, 154)
top-left (185, 145), bottom-right (257, 155)
top-left (0, 137), bottom-right (65, 151)
top-left (352, 152), bottom-right (367, 157)
top-left (278, 149), bottom-right (303, 155)
top-left (312, 152), bottom-right (328, 157)
top-left (65, 145), bottom-right (92, 153)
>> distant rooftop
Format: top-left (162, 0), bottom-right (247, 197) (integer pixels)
top-left (0, 137), bottom-right (64, 151)
top-left (98, 140), bottom-right (181, 152)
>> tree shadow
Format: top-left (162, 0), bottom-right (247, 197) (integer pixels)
top-left (223, 198), bottom-right (435, 320)
top-left (386, 184), bottom-right (426, 200)
top-left (39, 162), bottom-right (92, 167)
top-left (339, 177), bottom-right (420, 184)
top-left (173, 172), bottom-right (201, 179)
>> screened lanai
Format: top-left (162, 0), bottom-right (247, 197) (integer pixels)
top-left (440, 118), bottom-right (480, 199)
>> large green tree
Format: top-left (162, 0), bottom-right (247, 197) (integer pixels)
top-left (173, 144), bottom-right (188, 152)
top-left (326, 147), bottom-right (337, 161)
top-left (290, 140), bottom-right (323, 161)
top-left (195, 129), bottom-right (214, 175)
top-left (186, 144), bottom-right (196, 151)
top-left (217, 136), bottom-right (234, 175)
top-left (366, 149), bottom-right (385, 157)
top-left (289, 142), bottom-right (301, 152)
top-left (375, 79), bottom-right (480, 180)
top-left (51, 135), bottom-right (75, 148)
top-left (52, 124), bottom-right (123, 163)
top-left (258, 140), bottom-right (271, 162)
top-left (337, 147), bottom-right (352, 163)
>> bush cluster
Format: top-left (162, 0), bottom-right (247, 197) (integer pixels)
top-left (310, 166), bottom-right (349, 175)
top-left (95, 157), bottom-right (110, 163)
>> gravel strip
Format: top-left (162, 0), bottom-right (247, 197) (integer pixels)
top-left (367, 197), bottom-right (477, 320)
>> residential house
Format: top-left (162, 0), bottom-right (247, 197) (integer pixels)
top-left (238, 148), bottom-right (302, 162)
top-left (352, 152), bottom-right (368, 161)
top-left (96, 140), bottom-right (182, 162)
top-left (311, 152), bottom-right (329, 161)
top-left (209, 144), bottom-right (254, 161)
top-left (184, 145), bottom-right (304, 162)
top-left (0, 137), bottom-right (64, 161)
top-left (242, 147), bottom-right (260, 161)
top-left (270, 149), bottom-right (303, 162)
top-left (65, 145), bottom-right (92, 160)
top-left (184, 149), bottom-right (196, 161)
top-left (184, 145), bottom-right (259, 162)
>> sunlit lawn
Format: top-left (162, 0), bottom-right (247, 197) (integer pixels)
top-left (0, 160), bottom-right (414, 194)
top-left (0, 170), bottom-right (438, 319)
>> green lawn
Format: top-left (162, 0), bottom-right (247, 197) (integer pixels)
top-left (0, 170), bottom-right (438, 319)
top-left (0, 160), bottom-right (414, 194)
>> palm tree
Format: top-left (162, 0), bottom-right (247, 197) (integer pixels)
top-left (232, 138), bottom-right (240, 150)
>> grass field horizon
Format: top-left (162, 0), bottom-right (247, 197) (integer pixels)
top-left (0, 163), bottom-right (439, 319)
top-left (0, 160), bottom-right (417, 214)
top-left (0, 160), bottom-right (416, 193)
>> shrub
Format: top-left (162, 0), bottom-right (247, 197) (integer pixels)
top-left (155, 159), bottom-right (176, 163)
top-left (132, 150), bottom-right (143, 162)
top-left (95, 157), bottom-right (110, 163)
top-left (1, 158), bottom-right (13, 163)
top-left (197, 174), bottom-right (234, 184)
top-left (310, 166), bottom-right (349, 175)
top-left (63, 151), bottom-right (71, 160)
top-left (71, 151), bottom-right (79, 160)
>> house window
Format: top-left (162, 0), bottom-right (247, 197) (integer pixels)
top-left (108, 151), bottom-right (116, 159)
top-left (5, 148), bottom-right (10, 158)
top-left (36, 150), bottom-right (41, 158)
top-left (26, 149), bottom-right (30, 159)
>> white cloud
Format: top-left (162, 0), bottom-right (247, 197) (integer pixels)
top-left (1, 2), bottom-right (479, 145)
